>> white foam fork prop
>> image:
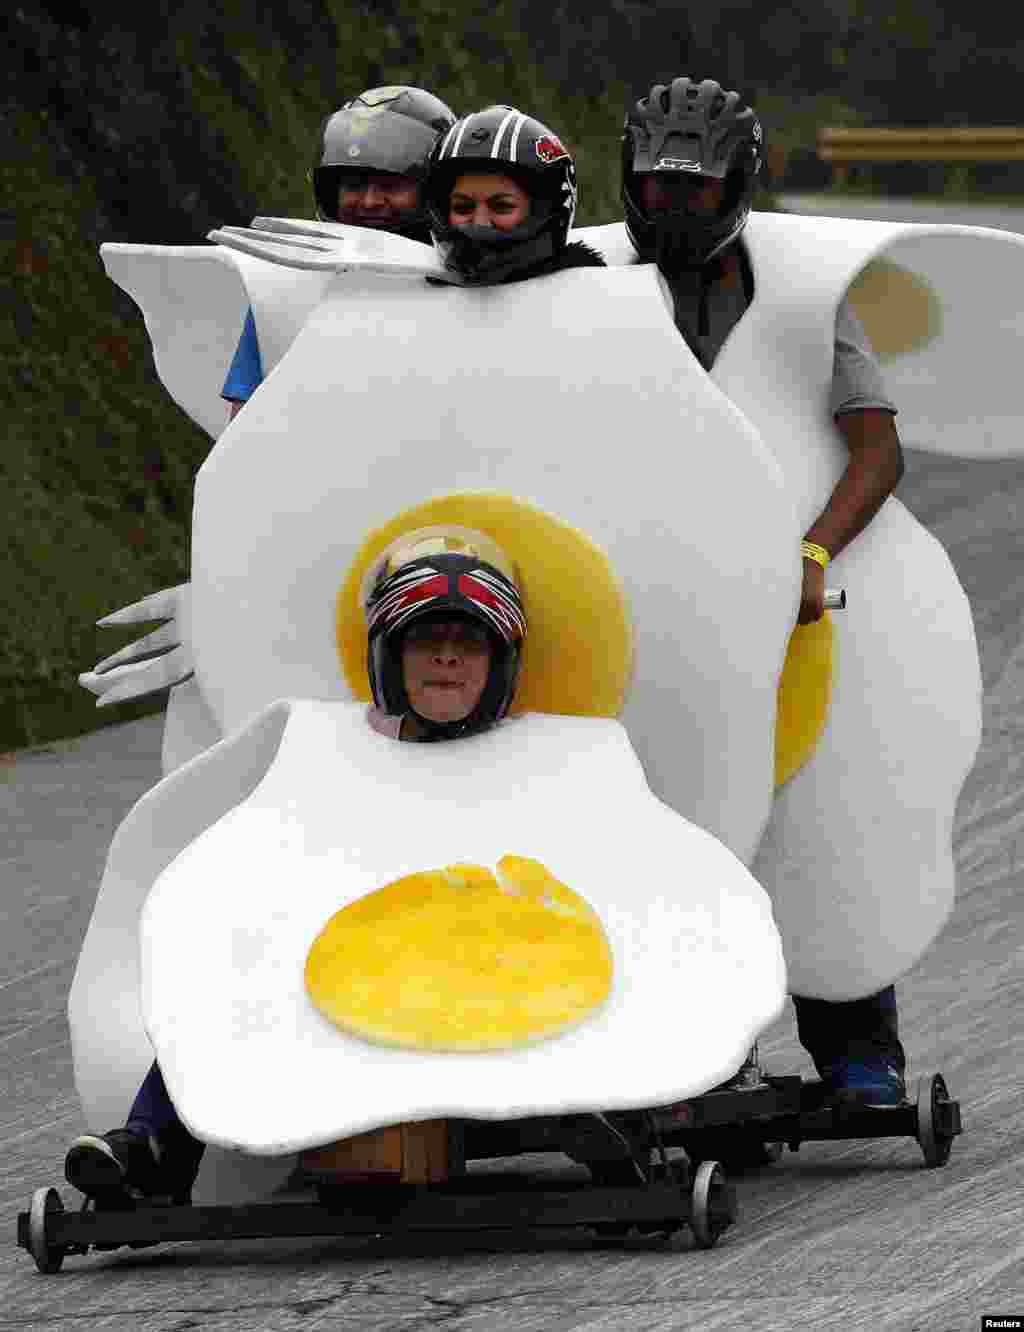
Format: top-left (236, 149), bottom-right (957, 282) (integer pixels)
top-left (96, 583), bottom-right (187, 629)
top-left (79, 583), bottom-right (194, 705)
top-left (215, 226), bottom-right (333, 253)
top-left (206, 229), bottom-right (351, 272)
top-left (208, 220), bottom-right (457, 280)
top-left (91, 620), bottom-right (180, 673)
top-left (250, 216), bottom-right (382, 241)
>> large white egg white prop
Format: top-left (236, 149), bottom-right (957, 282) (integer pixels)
top-left (710, 213), bottom-right (1000, 998)
top-left (579, 212), bottom-right (1024, 460)
top-left (583, 214), bottom-right (1016, 996)
top-left (184, 244), bottom-right (801, 870)
top-left (139, 702), bottom-right (786, 1154)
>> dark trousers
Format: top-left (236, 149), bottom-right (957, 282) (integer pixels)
top-left (127, 1062), bottom-right (205, 1188)
top-left (791, 984), bottom-right (905, 1077)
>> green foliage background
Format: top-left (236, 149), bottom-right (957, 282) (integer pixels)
top-left (4, 0), bottom-right (1021, 749)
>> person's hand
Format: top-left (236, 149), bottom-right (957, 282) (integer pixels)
top-left (79, 584), bottom-right (194, 705)
top-left (798, 557), bottom-right (826, 625)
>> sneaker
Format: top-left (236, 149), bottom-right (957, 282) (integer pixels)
top-left (823, 1057), bottom-right (906, 1107)
top-left (65, 1128), bottom-right (169, 1202)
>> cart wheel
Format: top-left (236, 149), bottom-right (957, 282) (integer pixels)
top-left (917, 1073), bottom-right (953, 1168)
top-left (690, 1161), bottom-right (737, 1250)
top-left (28, 1188), bottom-right (67, 1274)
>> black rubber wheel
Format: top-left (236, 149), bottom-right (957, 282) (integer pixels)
top-left (28, 1188), bottom-right (67, 1274)
top-left (690, 1161), bottom-right (737, 1249)
top-left (917, 1073), bottom-right (954, 1168)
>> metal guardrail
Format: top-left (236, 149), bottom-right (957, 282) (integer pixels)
top-left (818, 127), bottom-right (1024, 163)
top-left (817, 127), bottom-right (1024, 184)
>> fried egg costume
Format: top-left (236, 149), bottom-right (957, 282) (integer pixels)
top-left (70, 214), bottom-right (1023, 1201)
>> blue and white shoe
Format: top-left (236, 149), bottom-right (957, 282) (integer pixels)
top-left (823, 1057), bottom-right (907, 1107)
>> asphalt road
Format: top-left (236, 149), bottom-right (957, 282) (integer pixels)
top-left (3, 197), bottom-right (1024, 1329)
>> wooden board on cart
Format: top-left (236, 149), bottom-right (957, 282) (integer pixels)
top-left (299, 1119), bottom-right (454, 1185)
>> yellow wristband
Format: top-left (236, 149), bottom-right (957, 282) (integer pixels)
top-left (801, 540), bottom-right (831, 569)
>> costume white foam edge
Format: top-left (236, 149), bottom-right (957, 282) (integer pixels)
top-left (137, 703), bottom-right (787, 1156)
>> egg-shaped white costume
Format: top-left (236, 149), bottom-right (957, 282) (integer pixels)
top-left (582, 214), bottom-right (1011, 997)
top-left (137, 702), bottom-right (786, 1154)
top-left (185, 253), bottom-right (800, 867)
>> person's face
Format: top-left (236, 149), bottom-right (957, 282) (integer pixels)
top-left (448, 173), bottom-right (531, 230)
top-left (337, 172), bottom-right (420, 226)
top-left (638, 172), bottom-right (724, 217)
top-left (401, 618), bottom-right (493, 722)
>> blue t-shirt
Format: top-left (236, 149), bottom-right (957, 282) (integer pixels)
top-left (221, 307), bottom-right (264, 403)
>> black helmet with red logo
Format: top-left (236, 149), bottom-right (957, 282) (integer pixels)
top-left (312, 85), bottom-right (456, 241)
top-left (622, 77), bottom-right (763, 269)
top-left (363, 528), bottom-right (526, 739)
top-left (424, 105), bottom-right (578, 284)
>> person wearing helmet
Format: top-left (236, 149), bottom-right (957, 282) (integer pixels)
top-left (622, 76), bottom-right (902, 628)
top-left (64, 527), bottom-right (524, 1205)
top-left (364, 528), bottom-right (526, 741)
top-left (425, 106), bottom-right (604, 286)
top-left (222, 85), bottom-right (456, 420)
top-left (624, 77), bottom-right (906, 1109)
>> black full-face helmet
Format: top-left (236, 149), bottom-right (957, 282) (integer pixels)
top-left (425, 106), bottom-right (578, 284)
top-left (312, 85), bottom-right (456, 241)
top-left (622, 77), bottom-right (763, 270)
top-left (363, 528), bottom-right (527, 741)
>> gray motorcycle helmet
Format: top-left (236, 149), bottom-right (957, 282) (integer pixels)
top-left (622, 77), bottom-right (763, 269)
top-left (312, 85), bottom-right (456, 241)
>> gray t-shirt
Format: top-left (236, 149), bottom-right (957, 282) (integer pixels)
top-left (664, 251), bottom-right (897, 417)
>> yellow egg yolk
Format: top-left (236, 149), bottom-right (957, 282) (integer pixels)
top-left (304, 856), bottom-right (613, 1052)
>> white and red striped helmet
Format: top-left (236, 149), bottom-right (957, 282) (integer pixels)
top-left (425, 105), bottom-right (578, 284)
top-left (364, 529), bottom-right (526, 734)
